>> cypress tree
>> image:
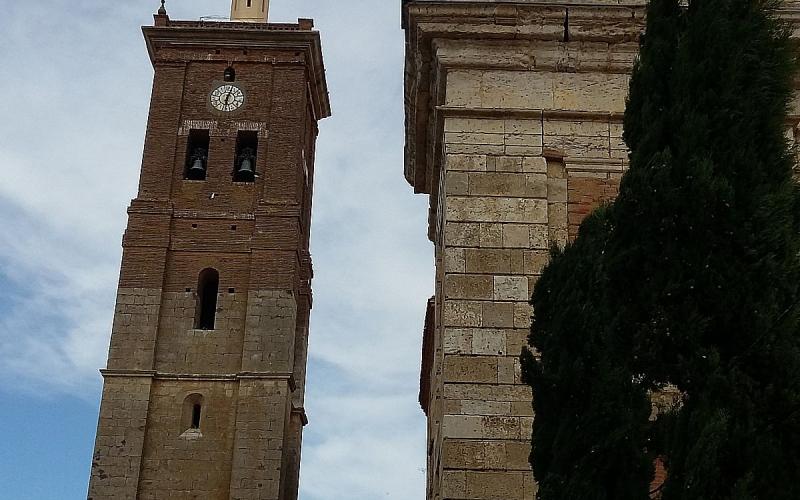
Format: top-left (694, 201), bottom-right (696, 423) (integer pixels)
top-left (521, 210), bottom-right (653, 499)
top-left (521, 1), bottom-right (683, 496)
top-left (610, 0), bottom-right (800, 496)
top-left (523, 0), bottom-right (800, 497)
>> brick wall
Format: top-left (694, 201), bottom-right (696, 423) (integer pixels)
top-left (88, 15), bottom-right (329, 499)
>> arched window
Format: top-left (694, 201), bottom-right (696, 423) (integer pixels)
top-left (181, 394), bottom-right (204, 436)
top-left (196, 268), bottom-right (219, 330)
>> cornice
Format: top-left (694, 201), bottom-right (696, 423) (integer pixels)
top-left (101, 369), bottom-right (298, 390)
top-left (403, 2), bottom-right (644, 197)
top-left (403, 1), bottom-right (800, 200)
top-left (142, 19), bottom-right (331, 120)
top-left (291, 405), bottom-right (310, 426)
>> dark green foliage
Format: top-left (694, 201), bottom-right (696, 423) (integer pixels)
top-left (522, 0), bottom-right (800, 497)
top-left (521, 210), bottom-right (654, 500)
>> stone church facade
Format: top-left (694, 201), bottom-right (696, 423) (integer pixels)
top-left (403, 1), bottom-right (800, 499)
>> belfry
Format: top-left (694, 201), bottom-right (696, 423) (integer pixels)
top-left (87, 1), bottom-right (329, 498)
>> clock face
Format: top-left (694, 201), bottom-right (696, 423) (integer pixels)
top-left (209, 84), bottom-right (245, 112)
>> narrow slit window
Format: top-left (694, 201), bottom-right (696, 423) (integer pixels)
top-left (246, 0), bottom-right (252, 6)
top-left (185, 129), bottom-right (210, 180)
top-left (191, 404), bottom-right (202, 429)
top-left (233, 131), bottom-right (258, 182)
top-left (196, 268), bottom-right (219, 330)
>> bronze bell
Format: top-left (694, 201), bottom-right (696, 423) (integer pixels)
top-left (188, 148), bottom-right (207, 179)
top-left (238, 157), bottom-right (254, 176)
top-left (189, 157), bottom-right (206, 176)
top-left (236, 147), bottom-right (255, 180)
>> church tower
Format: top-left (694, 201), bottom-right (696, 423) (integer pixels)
top-left (88, 2), bottom-right (330, 498)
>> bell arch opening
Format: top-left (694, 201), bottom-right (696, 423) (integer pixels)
top-left (233, 131), bottom-right (258, 182)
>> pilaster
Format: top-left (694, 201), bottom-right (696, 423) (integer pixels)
top-left (406, 2), bottom-right (800, 499)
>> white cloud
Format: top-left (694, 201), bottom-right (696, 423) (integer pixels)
top-left (0, 0), bottom-right (432, 497)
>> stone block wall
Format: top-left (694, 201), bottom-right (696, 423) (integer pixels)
top-left (88, 376), bottom-right (153, 499)
top-left (106, 288), bottom-right (163, 370)
top-left (138, 380), bottom-right (239, 499)
top-left (154, 291), bottom-right (249, 374)
top-left (404, 3), bottom-right (644, 499)
top-left (242, 290), bottom-right (298, 373)
top-left (432, 113), bottom-right (627, 499)
top-left (406, 3), bottom-right (800, 499)
top-left (229, 379), bottom-right (293, 499)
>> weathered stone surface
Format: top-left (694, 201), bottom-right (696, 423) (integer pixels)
top-left (444, 247), bottom-right (467, 273)
top-left (523, 250), bottom-right (551, 275)
top-left (445, 222), bottom-right (481, 247)
top-left (443, 415), bottom-right (522, 439)
top-left (403, 2), bottom-right (684, 499)
top-left (482, 302), bottom-right (516, 328)
top-left (523, 156), bottom-right (548, 173)
top-left (493, 276), bottom-right (529, 301)
top-left (446, 69), bottom-right (629, 112)
top-left (446, 171), bottom-right (470, 195)
top-left (472, 329), bottom-right (507, 356)
top-left (447, 153), bottom-right (489, 172)
top-left (446, 196), bottom-right (548, 224)
top-left (444, 356), bottom-right (499, 384)
top-left (480, 223), bottom-right (503, 247)
top-left (445, 274), bottom-right (494, 300)
top-left (466, 471), bottom-right (526, 499)
top-left (468, 172), bottom-right (547, 198)
top-left (464, 248), bottom-right (514, 274)
top-left (443, 300), bottom-right (483, 327)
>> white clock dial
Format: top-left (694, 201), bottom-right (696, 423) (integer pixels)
top-left (210, 84), bottom-right (245, 112)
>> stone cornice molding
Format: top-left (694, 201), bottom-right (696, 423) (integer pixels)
top-left (101, 369), bottom-right (298, 390)
top-left (143, 20), bottom-right (331, 121)
top-left (403, 1), bottom-right (800, 200)
top-left (291, 405), bottom-right (310, 426)
top-left (403, 2), bottom-right (646, 196)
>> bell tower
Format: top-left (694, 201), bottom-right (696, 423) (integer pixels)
top-left (87, 2), bottom-right (330, 499)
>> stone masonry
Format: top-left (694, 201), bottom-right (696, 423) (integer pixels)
top-left (404, 1), bottom-right (800, 499)
top-left (87, 7), bottom-right (329, 499)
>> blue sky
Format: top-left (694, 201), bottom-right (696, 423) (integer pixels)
top-left (0, 1), bottom-right (433, 498)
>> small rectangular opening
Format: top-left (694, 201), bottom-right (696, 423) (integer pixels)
top-left (191, 404), bottom-right (202, 429)
top-left (233, 131), bottom-right (258, 182)
top-left (185, 129), bottom-right (210, 180)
